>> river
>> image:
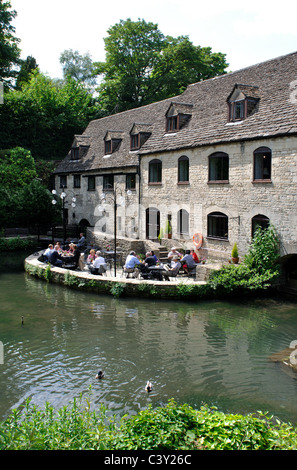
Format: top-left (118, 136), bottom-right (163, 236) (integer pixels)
top-left (1, 251), bottom-right (297, 424)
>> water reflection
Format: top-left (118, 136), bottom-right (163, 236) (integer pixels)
top-left (1, 259), bottom-right (297, 424)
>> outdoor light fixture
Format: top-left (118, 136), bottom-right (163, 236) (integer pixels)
top-left (98, 185), bottom-right (132, 276)
top-left (51, 188), bottom-right (77, 246)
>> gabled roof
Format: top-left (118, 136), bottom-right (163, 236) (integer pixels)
top-left (55, 51), bottom-right (297, 174)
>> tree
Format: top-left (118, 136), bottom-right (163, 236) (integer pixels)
top-left (94, 18), bottom-right (228, 114)
top-left (0, 0), bottom-right (21, 86)
top-left (0, 147), bottom-right (60, 229)
top-left (15, 55), bottom-right (39, 90)
top-left (60, 49), bottom-right (97, 88)
top-left (0, 71), bottom-right (100, 159)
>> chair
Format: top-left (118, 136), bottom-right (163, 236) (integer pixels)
top-left (122, 266), bottom-right (140, 278)
top-left (186, 265), bottom-right (197, 280)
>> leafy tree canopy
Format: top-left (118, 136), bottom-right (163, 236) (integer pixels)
top-left (94, 18), bottom-right (228, 114)
top-left (0, 0), bottom-right (21, 86)
top-left (59, 49), bottom-right (97, 88)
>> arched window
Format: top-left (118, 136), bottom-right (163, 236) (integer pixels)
top-left (208, 152), bottom-right (229, 182)
top-left (252, 214), bottom-right (270, 236)
top-left (253, 147), bottom-right (271, 181)
top-left (149, 159), bottom-right (162, 183)
top-left (207, 212), bottom-right (228, 239)
top-left (177, 209), bottom-right (189, 235)
top-left (178, 156), bottom-right (189, 183)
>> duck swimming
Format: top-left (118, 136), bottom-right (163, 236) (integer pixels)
top-left (145, 381), bottom-right (152, 392)
top-left (96, 370), bottom-right (104, 379)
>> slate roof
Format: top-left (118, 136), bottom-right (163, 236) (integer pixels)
top-left (55, 51), bottom-right (297, 175)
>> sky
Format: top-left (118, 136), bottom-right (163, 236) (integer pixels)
top-left (10, 0), bottom-right (297, 80)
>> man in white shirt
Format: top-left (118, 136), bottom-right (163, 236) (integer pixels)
top-left (89, 251), bottom-right (107, 275)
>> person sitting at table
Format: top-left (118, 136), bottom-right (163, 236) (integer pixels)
top-left (140, 252), bottom-right (157, 275)
top-left (124, 251), bottom-right (142, 277)
top-left (151, 251), bottom-right (158, 263)
top-left (48, 245), bottom-right (64, 267)
top-left (87, 249), bottom-right (97, 264)
top-left (167, 247), bottom-right (182, 262)
top-left (67, 243), bottom-right (75, 255)
top-left (181, 250), bottom-right (197, 274)
top-left (162, 255), bottom-right (181, 280)
top-left (43, 243), bottom-right (54, 261)
top-left (89, 251), bottom-right (107, 275)
top-left (190, 249), bottom-right (199, 264)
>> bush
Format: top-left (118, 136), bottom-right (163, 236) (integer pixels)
top-left (208, 225), bottom-right (280, 295)
top-left (1, 398), bottom-right (297, 450)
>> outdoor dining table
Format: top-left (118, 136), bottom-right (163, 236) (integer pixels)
top-left (147, 265), bottom-right (165, 281)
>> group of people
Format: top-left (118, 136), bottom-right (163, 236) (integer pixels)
top-left (124, 247), bottom-right (199, 281)
top-left (43, 233), bottom-right (86, 269)
top-left (42, 238), bottom-right (199, 281)
top-left (43, 242), bottom-right (81, 268)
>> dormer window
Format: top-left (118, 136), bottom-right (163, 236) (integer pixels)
top-left (71, 147), bottom-right (79, 160)
top-left (227, 84), bottom-right (260, 122)
top-left (130, 124), bottom-right (152, 150)
top-left (104, 131), bottom-right (123, 155)
top-left (105, 140), bottom-right (112, 155)
top-left (130, 134), bottom-right (140, 150)
top-left (166, 116), bottom-right (178, 132)
top-left (70, 135), bottom-right (90, 160)
top-left (165, 102), bottom-right (193, 133)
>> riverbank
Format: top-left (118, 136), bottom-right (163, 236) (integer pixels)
top-left (24, 251), bottom-right (279, 301)
top-left (24, 251), bottom-right (216, 300)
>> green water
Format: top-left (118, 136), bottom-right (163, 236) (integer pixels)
top-left (1, 252), bottom-right (297, 423)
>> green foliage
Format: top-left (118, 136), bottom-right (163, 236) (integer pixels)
top-left (94, 18), bottom-right (228, 114)
top-left (0, 72), bottom-right (99, 160)
top-left (0, 0), bottom-right (21, 86)
top-left (0, 147), bottom-right (60, 229)
top-left (1, 398), bottom-right (296, 450)
top-left (209, 225), bottom-right (280, 295)
top-left (109, 282), bottom-right (126, 298)
top-left (231, 242), bottom-right (238, 258)
top-left (244, 225), bottom-right (280, 274)
top-left (0, 236), bottom-right (36, 251)
top-left (0, 147), bottom-right (37, 188)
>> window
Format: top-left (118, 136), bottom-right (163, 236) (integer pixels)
top-left (229, 101), bottom-right (245, 121)
top-left (88, 175), bottom-right (95, 191)
top-left (103, 174), bottom-right (114, 191)
top-left (59, 175), bottom-right (67, 188)
top-left (73, 174), bottom-right (81, 188)
top-left (252, 214), bottom-right (270, 236)
top-left (207, 212), bottom-right (228, 239)
top-left (126, 174), bottom-right (136, 190)
top-left (227, 84), bottom-right (259, 122)
top-left (166, 116), bottom-right (178, 132)
top-left (71, 147), bottom-right (79, 160)
top-left (130, 134), bottom-right (140, 150)
top-left (253, 147), bottom-right (271, 181)
top-left (105, 140), bottom-right (112, 155)
top-left (149, 159), bottom-right (162, 184)
top-left (177, 209), bottom-right (189, 235)
top-left (178, 156), bottom-right (189, 183)
top-left (209, 152), bottom-right (229, 182)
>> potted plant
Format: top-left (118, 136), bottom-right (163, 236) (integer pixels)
top-left (165, 219), bottom-right (172, 239)
top-left (231, 243), bottom-right (239, 264)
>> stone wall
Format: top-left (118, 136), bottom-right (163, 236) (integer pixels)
top-left (140, 136), bottom-right (297, 261)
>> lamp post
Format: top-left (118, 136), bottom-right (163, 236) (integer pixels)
top-left (98, 184), bottom-right (132, 277)
top-left (51, 187), bottom-right (76, 247)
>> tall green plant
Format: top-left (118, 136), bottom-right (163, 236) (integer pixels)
top-left (244, 225), bottom-right (280, 274)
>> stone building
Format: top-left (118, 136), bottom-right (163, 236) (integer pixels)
top-left (53, 51), bottom-right (297, 262)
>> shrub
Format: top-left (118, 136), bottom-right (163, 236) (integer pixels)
top-left (1, 399), bottom-right (297, 450)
